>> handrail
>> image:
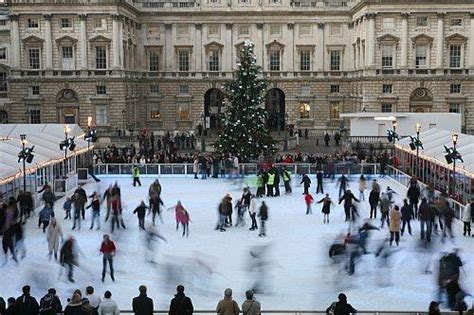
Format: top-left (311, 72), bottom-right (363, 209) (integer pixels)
top-left (56, 311), bottom-right (458, 314)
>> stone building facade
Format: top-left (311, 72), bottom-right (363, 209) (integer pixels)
top-left (2, 0), bottom-right (474, 135)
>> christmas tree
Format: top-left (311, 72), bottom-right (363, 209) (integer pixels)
top-left (214, 40), bottom-right (276, 160)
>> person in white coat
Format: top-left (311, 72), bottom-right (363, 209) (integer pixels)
top-left (462, 199), bottom-right (473, 237)
top-left (46, 217), bottom-right (63, 260)
top-left (97, 291), bottom-right (120, 315)
top-left (248, 196), bottom-right (258, 231)
top-left (193, 158), bottom-right (199, 179)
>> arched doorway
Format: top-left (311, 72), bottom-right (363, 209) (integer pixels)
top-left (56, 89), bottom-right (79, 124)
top-left (0, 110), bottom-right (8, 123)
top-left (410, 88), bottom-right (432, 113)
top-left (265, 88), bottom-right (285, 131)
top-left (204, 88), bottom-right (225, 130)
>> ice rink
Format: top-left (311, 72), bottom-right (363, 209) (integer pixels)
top-left (1, 174), bottom-right (473, 311)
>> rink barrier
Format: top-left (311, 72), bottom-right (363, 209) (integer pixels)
top-left (57, 311), bottom-right (459, 314)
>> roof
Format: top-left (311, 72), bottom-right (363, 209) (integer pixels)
top-left (0, 124), bottom-right (92, 184)
top-left (396, 128), bottom-right (474, 176)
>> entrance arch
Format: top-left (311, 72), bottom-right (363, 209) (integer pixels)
top-left (56, 89), bottom-right (79, 124)
top-left (265, 88), bottom-right (285, 131)
top-left (204, 88), bottom-right (225, 130)
top-left (410, 88), bottom-right (432, 113)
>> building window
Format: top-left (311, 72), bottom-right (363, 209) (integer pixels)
top-left (238, 25), bottom-right (250, 36)
top-left (330, 50), bottom-right (341, 71)
top-left (149, 102), bottom-right (161, 120)
top-left (330, 102), bottom-right (340, 120)
top-left (177, 25), bottom-right (189, 37)
top-left (27, 18), bottom-right (39, 28)
top-left (209, 0), bottom-right (221, 4)
top-left (209, 50), bottom-right (220, 71)
top-left (94, 18), bottom-right (106, 30)
top-left (239, 0), bottom-right (250, 3)
top-left (0, 20), bottom-right (6, 26)
top-left (299, 24), bottom-right (311, 37)
top-left (415, 45), bottom-right (427, 68)
top-left (208, 24), bottom-right (220, 36)
top-left (28, 105), bottom-right (41, 124)
top-left (382, 84), bottom-right (392, 94)
top-left (449, 103), bottom-right (460, 113)
top-left (95, 105), bottom-right (108, 125)
top-left (149, 51), bottom-right (159, 71)
top-left (178, 103), bottom-right (190, 120)
top-left (449, 45), bottom-right (461, 68)
top-left (450, 83), bottom-right (461, 94)
top-left (0, 73), bottom-right (7, 92)
top-left (269, 50), bottom-right (280, 71)
top-left (416, 16), bottom-right (428, 27)
top-left (179, 85), bottom-right (189, 94)
top-left (330, 85), bottom-right (340, 93)
top-left (382, 45), bottom-right (393, 69)
top-left (269, 25), bottom-right (281, 36)
top-left (62, 46), bottom-right (73, 59)
top-left (0, 48), bottom-right (6, 60)
top-left (382, 17), bottom-right (395, 30)
top-left (31, 85), bottom-right (40, 95)
top-left (300, 50), bottom-right (311, 71)
top-left (96, 85), bottom-right (107, 95)
top-left (381, 103), bottom-right (393, 112)
top-left (28, 48), bottom-right (40, 69)
top-left (150, 84), bottom-right (160, 94)
top-left (299, 102), bottom-right (310, 119)
top-left (450, 18), bottom-right (463, 27)
top-left (60, 18), bottom-right (72, 28)
top-left (95, 46), bottom-right (107, 69)
top-left (178, 50), bottom-right (190, 71)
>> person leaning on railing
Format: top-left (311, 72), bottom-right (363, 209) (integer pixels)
top-left (326, 293), bottom-right (356, 315)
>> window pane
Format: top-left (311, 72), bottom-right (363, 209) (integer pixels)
top-left (381, 103), bottom-right (392, 112)
top-left (62, 46), bottom-right (73, 59)
top-left (209, 50), bottom-right (219, 71)
top-left (270, 50), bottom-right (280, 71)
top-left (149, 51), bottom-right (159, 71)
top-left (28, 48), bottom-right (40, 69)
top-left (450, 45), bottom-right (461, 68)
top-left (95, 105), bottom-right (108, 125)
top-left (382, 45), bottom-right (393, 68)
top-left (95, 46), bottom-right (107, 69)
top-left (179, 51), bottom-right (189, 71)
top-left (178, 103), bottom-right (190, 120)
top-left (149, 102), bottom-right (161, 120)
top-left (330, 50), bottom-right (340, 71)
top-left (300, 50), bottom-right (311, 71)
top-left (449, 103), bottom-right (460, 113)
top-left (0, 73), bottom-right (7, 92)
top-left (28, 106), bottom-right (41, 124)
top-left (0, 48), bottom-right (6, 60)
top-left (415, 45), bottom-right (427, 68)
top-left (299, 102), bottom-right (310, 119)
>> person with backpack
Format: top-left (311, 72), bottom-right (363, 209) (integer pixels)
top-left (325, 293), bottom-right (356, 315)
top-left (168, 285), bottom-right (194, 315)
top-left (216, 288), bottom-right (240, 315)
top-left (132, 285), bottom-right (154, 315)
top-left (97, 291), bottom-right (119, 315)
top-left (241, 290), bottom-right (261, 315)
top-left (39, 288), bottom-right (62, 315)
top-left (15, 285), bottom-right (39, 315)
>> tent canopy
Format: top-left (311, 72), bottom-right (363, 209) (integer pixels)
top-left (0, 124), bottom-right (92, 181)
top-left (396, 128), bottom-right (474, 176)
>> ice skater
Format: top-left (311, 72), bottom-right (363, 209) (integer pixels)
top-left (145, 224), bottom-right (167, 263)
top-left (258, 201), bottom-right (268, 237)
top-left (132, 165), bottom-right (142, 187)
top-left (38, 203), bottom-right (54, 233)
top-left (305, 193), bottom-right (314, 215)
top-left (46, 217), bottom-right (63, 260)
top-left (358, 175), bottom-right (367, 201)
top-left (86, 192), bottom-right (101, 230)
top-left (133, 200), bottom-right (148, 230)
top-left (235, 199), bottom-right (246, 227)
top-left (339, 189), bottom-right (359, 222)
top-left (337, 173), bottom-right (349, 199)
top-left (318, 193), bottom-right (334, 224)
top-left (60, 236), bottom-right (79, 283)
top-left (300, 174), bottom-right (311, 195)
top-left (169, 201), bottom-right (191, 237)
top-left (100, 234), bottom-right (116, 282)
top-left (63, 197), bottom-right (72, 220)
top-left (248, 195), bottom-right (258, 231)
top-left (316, 170), bottom-right (324, 194)
top-left (282, 167), bottom-right (292, 194)
top-left (71, 191), bottom-right (86, 230)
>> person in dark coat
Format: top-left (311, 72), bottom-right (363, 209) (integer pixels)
top-left (273, 168), bottom-right (281, 197)
top-left (300, 174), bottom-right (311, 195)
top-left (63, 293), bottom-right (86, 315)
top-left (168, 285), bottom-right (194, 315)
top-left (318, 194), bottom-right (334, 224)
top-left (334, 132), bottom-right (341, 146)
top-left (5, 298), bottom-right (16, 315)
top-left (419, 198), bottom-right (432, 242)
top-left (316, 170), bottom-right (324, 194)
top-left (324, 133), bottom-right (330, 147)
top-left (75, 187), bottom-right (88, 220)
top-left (39, 288), bottom-right (62, 315)
top-left (325, 293), bottom-right (356, 315)
top-left (14, 285), bottom-right (39, 315)
top-left (338, 174), bottom-right (349, 199)
top-left (258, 202), bottom-right (268, 237)
top-left (407, 184), bottom-right (421, 219)
top-left (132, 285), bottom-right (154, 315)
top-left (133, 201), bottom-right (148, 230)
top-left (368, 189), bottom-right (380, 219)
top-left (400, 199), bottom-right (414, 236)
top-left (339, 190), bottom-right (359, 221)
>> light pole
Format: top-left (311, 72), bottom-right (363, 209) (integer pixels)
top-left (415, 122), bottom-right (421, 177)
top-left (64, 125), bottom-right (70, 178)
top-left (451, 133), bottom-right (458, 197)
top-left (20, 134), bottom-right (27, 192)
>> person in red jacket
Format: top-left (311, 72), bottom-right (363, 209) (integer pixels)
top-left (305, 193), bottom-right (314, 215)
top-left (100, 234), bottom-right (116, 282)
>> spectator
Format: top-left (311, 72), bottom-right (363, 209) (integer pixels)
top-left (5, 298), bottom-right (15, 315)
top-left (15, 285), bottom-right (39, 315)
top-left (325, 293), bottom-right (356, 315)
top-left (39, 288), bottom-right (62, 315)
top-left (216, 288), bottom-right (240, 315)
top-left (168, 285), bottom-right (194, 315)
top-left (97, 291), bottom-right (119, 315)
top-left (428, 301), bottom-right (440, 315)
top-left (63, 293), bottom-right (86, 315)
top-left (85, 286), bottom-right (101, 315)
top-left (0, 297), bottom-right (5, 315)
top-left (132, 286), bottom-right (154, 315)
top-left (241, 290), bottom-right (261, 315)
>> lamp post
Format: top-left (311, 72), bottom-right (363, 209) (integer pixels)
top-left (20, 134), bottom-right (27, 192)
top-left (415, 122), bottom-right (421, 177)
top-left (64, 124), bottom-right (70, 178)
top-left (392, 120), bottom-right (397, 141)
top-left (451, 133), bottom-right (458, 197)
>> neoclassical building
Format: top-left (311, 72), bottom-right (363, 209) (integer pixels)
top-left (1, 0), bottom-right (474, 135)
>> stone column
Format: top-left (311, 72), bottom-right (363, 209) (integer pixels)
top-left (194, 24), bottom-right (202, 72)
top-left (44, 14), bottom-right (53, 70)
top-left (316, 22), bottom-right (325, 71)
top-left (224, 23), bottom-right (233, 71)
top-left (400, 12), bottom-right (409, 69)
top-left (164, 24), bottom-right (172, 72)
top-left (79, 14), bottom-right (88, 70)
top-left (469, 13), bottom-right (474, 69)
top-left (9, 14), bottom-right (20, 69)
top-left (366, 12), bottom-right (376, 68)
top-left (112, 14), bottom-right (121, 69)
top-left (436, 13), bottom-right (445, 69)
top-left (356, 42), bottom-right (360, 69)
top-left (285, 23), bottom-right (294, 72)
top-left (119, 17), bottom-right (124, 68)
top-left (256, 23), bottom-right (264, 68)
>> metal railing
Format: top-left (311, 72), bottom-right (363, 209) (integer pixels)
top-left (56, 311), bottom-right (456, 315)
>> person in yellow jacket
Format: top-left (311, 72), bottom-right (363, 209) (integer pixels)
top-left (132, 166), bottom-right (142, 187)
top-left (283, 167), bottom-right (292, 194)
top-left (266, 171), bottom-right (275, 197)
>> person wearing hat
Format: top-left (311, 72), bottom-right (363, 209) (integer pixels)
top-left (216, 289), bottom-right (239, 315)
top-left (325, 293), bottom-right (356, 315)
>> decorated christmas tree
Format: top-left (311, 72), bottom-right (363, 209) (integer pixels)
top-left (214, 40), bottom-right (276, 160)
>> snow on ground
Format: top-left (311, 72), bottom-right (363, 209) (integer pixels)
top-left (1, 174), bottom-right (473, 311)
